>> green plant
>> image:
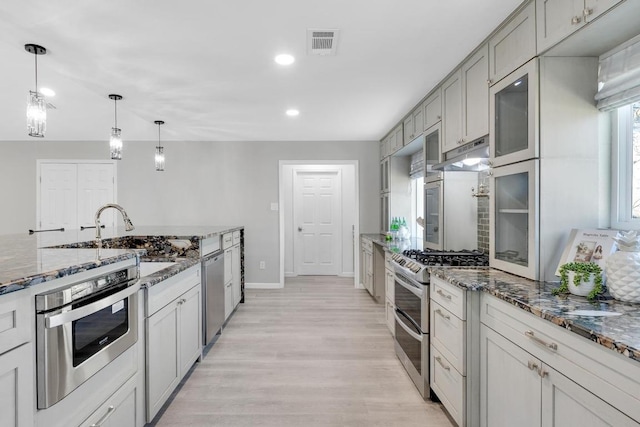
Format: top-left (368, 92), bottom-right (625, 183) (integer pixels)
top-left (553, 262), bottom-right (604, 300)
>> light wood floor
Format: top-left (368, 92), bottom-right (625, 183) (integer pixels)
top-left (151, 276), bottom-right (454, 427)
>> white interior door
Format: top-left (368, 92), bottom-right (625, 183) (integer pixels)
top-left (39, 163), bottom-right (78, 230)
top-left (293, 170), bottom-right (342, 275)
top-left (38, 161), bottom-right (116, 230)
top-left (77, 163), bottom-right (115, 228)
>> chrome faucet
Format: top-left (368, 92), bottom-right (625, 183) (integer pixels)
top-left (94, 203), bottom-right (135, 248)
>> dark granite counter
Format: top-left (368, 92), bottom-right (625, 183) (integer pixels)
top-left (430, 268), bottom-right (640, 364)
top-left (0, 225), bottom-right (243, 295)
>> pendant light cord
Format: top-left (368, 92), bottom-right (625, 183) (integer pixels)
top-left (34, 51), bottom-right (38, 93)
top-left (158, 123), bottom-right (161, 146)
top-left (114, 98), bottom-right (118, 129)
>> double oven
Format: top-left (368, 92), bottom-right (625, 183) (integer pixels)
top-left (392, 265), bottom-right (430, 399)
top-left (35, 264), bottom-right (139, 408)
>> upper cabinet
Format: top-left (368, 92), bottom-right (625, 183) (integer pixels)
top-left (461, 44), bottom-right (489, 143)
top-left (441, 69), bottom-right (463, 153)
top-left (442, 44), bottom-right (489, 154)
top-left (380, 136), bottom-right (389, 161)
top-left (489, 2), bottom-right (536, 85)
top-left (392, 124), bottom-right (404, 154)
top-left (490, 58), bottom-right (539, 167)
top-left (536, 0), bottom-right (622, 53)
top-left (423, 88), bottom-right (442, 131)
top-left (404, 107), bottom-right (424, 145)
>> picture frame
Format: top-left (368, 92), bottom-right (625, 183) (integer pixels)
top-left (555, 229), bottom-right (619, 276)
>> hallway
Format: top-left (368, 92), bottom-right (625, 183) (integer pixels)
top-left (152, 276), bottom-right (454, 427)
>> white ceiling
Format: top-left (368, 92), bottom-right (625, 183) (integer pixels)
top-left (0, 0), bottom-right (523, 142)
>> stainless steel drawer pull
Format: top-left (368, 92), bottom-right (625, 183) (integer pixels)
top-left (436, 289), bottom-right (452, 300)
top-left (525, 330), bottom-right (558, 351)
top-left (435, 309), bottom-right (450, 320)
top-left (91, 405), bottom-right (115, 427)
top-left (435, 356), bottom-right (451, 371)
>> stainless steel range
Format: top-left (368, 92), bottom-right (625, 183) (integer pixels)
top-left (390, 248), bottom-right (488, 399)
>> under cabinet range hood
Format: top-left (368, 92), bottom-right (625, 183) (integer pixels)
top-left (433, 136), bottom-right (490, 172)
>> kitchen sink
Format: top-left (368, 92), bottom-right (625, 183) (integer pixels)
top-left (139, 262), bottom-right (177, 277)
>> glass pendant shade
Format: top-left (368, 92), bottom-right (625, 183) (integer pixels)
top-left (110, 127), bottom-right (123, 160)
top-left (27, 90), bottom-right (46, 137)
top-left (155, 146), bottom-right (165, 171)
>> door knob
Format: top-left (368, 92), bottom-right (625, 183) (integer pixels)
top-left (298, 227), bottom-right (303, 232)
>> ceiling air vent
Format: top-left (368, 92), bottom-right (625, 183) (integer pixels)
top-left (307, 29), bottom-right (339, 56)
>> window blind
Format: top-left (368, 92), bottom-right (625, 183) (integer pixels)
top-left (595, 33), bottom-right (640, 111)
top-left (410, 150), bottom-right (424, 179)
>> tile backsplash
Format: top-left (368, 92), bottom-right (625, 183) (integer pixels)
top-left (477, 172), bottom-right (490, 254)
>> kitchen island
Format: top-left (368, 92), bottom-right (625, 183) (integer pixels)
top-left (429, 267), bottom-right (640, 426)
top-left (0, 225), bottom-right (243, 427)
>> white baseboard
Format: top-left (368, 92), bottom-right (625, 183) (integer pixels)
top-left (355, 283), bottom-right (365, 289)
top-left (245, 282), bottom-right (284, 289)
top-left (338, 272), bottom-right (355, 278)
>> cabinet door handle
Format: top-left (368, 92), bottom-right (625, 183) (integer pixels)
top-left (437, 115), bottom-right (441, 120)
top-left (524, 330), bottom-right (558, 351)
top-left (583, 7), bottom-right (593, 17)
top-left (571, 15), bottom-right (582, 24)
top-left (538, 368), bottom-right (549, 378)
top-left (487, 79), bottom-right (493, 86)
top-left (435, 309), bottom-right (450, 320)
top-left (435, 356), bottom-right (451, 371)
top-left (91, 405), bottom-right (115, 427)
top-left (527, 361), bottom-right (539, 371)
top-left (436, 289), bottom-right (452, 300)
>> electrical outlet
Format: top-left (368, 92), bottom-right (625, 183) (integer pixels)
top-left (259, 261), bottom-right (266, 269)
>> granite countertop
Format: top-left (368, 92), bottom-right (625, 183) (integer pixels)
top-left (430, 268), bottom-right (640, 364)
top-left (361, 233), bottom-right (423, 253)
top-left (0, 225), bottom-right (243, 295)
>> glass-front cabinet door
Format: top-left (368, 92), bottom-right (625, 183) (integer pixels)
top-left (424, 180), bottom-right (443, 250)
top-left (490, 159), bottom-right (539, 279)
top-left (490, 58), bottom-right (539, 168)
top-left (424, 123), bottom-right (442, 183)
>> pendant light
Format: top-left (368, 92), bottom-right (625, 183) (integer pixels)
top-left (25, 44), bottom-right (47, 137)
top-left (109, 94), bottom-right (123, 160)
top-left (154, 120), bottom-right (165, 171)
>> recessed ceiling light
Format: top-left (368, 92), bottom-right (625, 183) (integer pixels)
top-left (286, 109), bottom-right (300, 117)
top-left (39, 87), bottom-right (55, 97)
top-left (275, 54), bottom-right (295, 66)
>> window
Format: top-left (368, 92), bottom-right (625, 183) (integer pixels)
top-left (612, 101), bottom-right (640, 229)
top-left (410, 176), bottom-right (424, 239)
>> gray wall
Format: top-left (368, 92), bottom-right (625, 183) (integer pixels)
top-left (0, 140), bottom-right (380, 283)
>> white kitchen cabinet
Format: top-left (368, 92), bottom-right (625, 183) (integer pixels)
top-left (0, 290), bottom-right (30, 356)
top-left (441, 69), bottom-right (462, 154)
top-left (424, 180), bottom-right (443, 250)
top-left (146, 266), bottom-right (202, 422)
top-left (380, 137), bottom-right (388, 161)
top-left (404, 107), bottom-right (424, 145)
top-left (429, 276), bottom-right (483, 427)
top-left (480, 319), bottom-right (640, 427)
top-left (422, 89), bottom-right (442, 131)
top-left (488, 1), bottom-right (536, 85)
top-left (361, 238), bottom-right (373, 294)
top-left (380, 157), bottom-right (389, 193)
top-left (423, 123), bottom-right (442, 183)
top-left (536, 0), bottom-right (622, 54)
top-left (481, 293), bottom-right (640, 425)
top-left (490, 58), bottom-right (539, 168)
top-left (386, 124), bottom-right (403, 155)
top-left (224, 246), bottom-right (233, 319)
top-left (80, 375), bottom-right (141, 427)
top-left (461, 43), bottom-right (489, 144)
top-left (0, 343), bottom-right (33, 427)
top-left (490, 159), bottom-right (539, 280)
top-left (384, 251), bottom-right (395, 336)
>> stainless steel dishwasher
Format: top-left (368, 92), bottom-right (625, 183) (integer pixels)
top-left (202, 251), bottom-right (225, 346)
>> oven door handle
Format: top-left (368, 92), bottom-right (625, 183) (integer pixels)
top-left (395, 274), bottom-right (423, 298)
top-left (394, 309), bottom-right (423, 342)
top-left (45, 282), bottom-right (140, 329)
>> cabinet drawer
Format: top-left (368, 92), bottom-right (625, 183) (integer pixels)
top-left (222, 233), bottom-right (233, 249)
top-left (146, 266), bottom-right (201, 316)
top-left (431, 301), bottom-right (466, 375)
top-left (431, 345), bottom-right (464, 427)
top-left (232, 230), bottom-right (241, 246)
top-left (0, 291), bottom-right (31, 355)
top-left (80, 374), bottom-right (139, 427)
top-left (385, 299), bottom-right (395, 337)
top-left (200, 236), bottom-right (220, 257)
top-left (430, 276), bottom-right (466, 320)
top-left (384, 251), bottom-right (393, 270)
top-left (481, 293), bottom-right (640, 423)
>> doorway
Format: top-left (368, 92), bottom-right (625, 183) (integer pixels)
top-left (280, 161), bottom-right (359, 288)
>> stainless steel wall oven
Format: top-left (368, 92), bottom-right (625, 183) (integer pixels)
top-left (393, 269), bottom-right (429, 399)
top-left (35, 265), bottom-right (139, 408)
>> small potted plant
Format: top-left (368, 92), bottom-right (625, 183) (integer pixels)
top-left (552, 262), bottom-right (604, 300)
